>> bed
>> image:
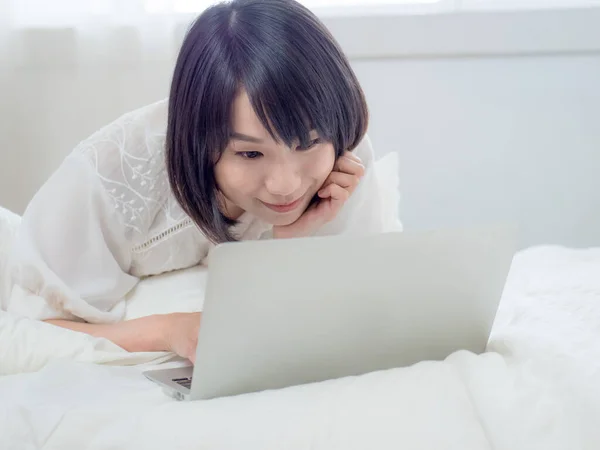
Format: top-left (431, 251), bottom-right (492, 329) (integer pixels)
top-left (0, 243), bottom-right (599, 449)
top-left (1, 169), bottom-right (599, 449)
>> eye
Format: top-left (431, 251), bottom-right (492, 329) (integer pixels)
top-left (237, 151), bottom-right (263, 159)
top-left (296, 138), bottom-right (323, 151)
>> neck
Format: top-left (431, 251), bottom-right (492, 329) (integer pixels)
top-left (220, 195), bottom-right (245, 220)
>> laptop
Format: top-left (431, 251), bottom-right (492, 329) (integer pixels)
top-left (144, 227), bottom-right (515, 401)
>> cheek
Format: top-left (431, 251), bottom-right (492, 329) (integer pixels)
top-left (303, 145), bottom-right (336, 183)
top-left (214, 158), bottom-right (253, 198)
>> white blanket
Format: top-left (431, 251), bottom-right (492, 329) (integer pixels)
top-left (1, 204), bottom-right (599, 448)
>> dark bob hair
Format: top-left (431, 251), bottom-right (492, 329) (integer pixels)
top-left (166, 0), bottom-right (369, 244)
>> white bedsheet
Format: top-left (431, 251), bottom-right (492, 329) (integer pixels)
top-left (1, 245), bottom-right (599, 449)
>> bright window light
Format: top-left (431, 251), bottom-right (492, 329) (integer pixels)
top-left (145, 0), bottom-right (440, 14)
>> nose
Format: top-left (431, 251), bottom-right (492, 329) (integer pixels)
top-left (265, 160), bottom-right (301, 198)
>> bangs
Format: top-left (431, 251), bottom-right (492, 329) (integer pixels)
top-left (248, 85), bottom-right (317, 151)
top-left (231, 1), bottom-right (368, 153)
top-left (239, 49), bottom-right (336, 150)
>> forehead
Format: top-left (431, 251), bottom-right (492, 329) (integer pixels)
top-left (230, 90), bottom-right (272, 140)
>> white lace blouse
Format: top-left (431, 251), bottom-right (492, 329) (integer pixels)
top-left (1, 99), bottom-right (389, 323)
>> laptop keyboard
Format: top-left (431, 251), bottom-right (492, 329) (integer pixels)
top-left (172, 377), bottom-right (192, 390)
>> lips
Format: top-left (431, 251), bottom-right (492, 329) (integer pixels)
top-left (261, 196), bottom-right (304, 213)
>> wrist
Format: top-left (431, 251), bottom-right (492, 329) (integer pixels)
top-left (147, 314), bottom-right (173, 352)
top-left (111, 314), bottom-right (172, 353)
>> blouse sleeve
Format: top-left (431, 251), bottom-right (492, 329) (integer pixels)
top-left (2, 154), bottom-right (139, 323)
top-left (312, 135), bottom-right (394, 237)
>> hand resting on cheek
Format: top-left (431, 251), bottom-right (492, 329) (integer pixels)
top-left (272, 151), bottom-right (365, 239)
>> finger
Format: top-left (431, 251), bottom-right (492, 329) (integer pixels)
top-left (318, 182), bottom-right (350, 205)
top-left (335, 155), bottom-right (365, 177)
top-left (315, 187), bottom-right (345, 222)
top-left (323, 171), bottom-right (360, 195)
top-left (344, 151), bottom-right (362, 164)
top-left (321, 184), bottom-right (349, 220)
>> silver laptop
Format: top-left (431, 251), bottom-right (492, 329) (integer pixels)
top-left (144, 227), bottom-right (515, 401)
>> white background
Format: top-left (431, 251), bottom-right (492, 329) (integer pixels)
top-left (1, 1), bottom-right (599, 248)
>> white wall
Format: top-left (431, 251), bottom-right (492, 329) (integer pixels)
top-left (355, 54), bottom-right (600, 248)
top-left (1, 8), bottom-right (599, 248)
top-left (0, 62), bottom-right (174, 211)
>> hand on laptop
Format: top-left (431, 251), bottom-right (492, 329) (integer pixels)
top-left (162, 312), bottom-right (202, 363)
top-left (272, 151), bottom-right (364, 239)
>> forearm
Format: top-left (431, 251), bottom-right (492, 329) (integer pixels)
top-left (44, 315), bottom-right (168, 353)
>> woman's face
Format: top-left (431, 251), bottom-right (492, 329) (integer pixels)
top-left (214, 90), bottom-right (336, 226)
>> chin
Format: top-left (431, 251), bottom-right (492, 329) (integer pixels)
top-left (264, 212), bottom-right (303, 227)
top-left (252, 205), bottom-right (305, 226)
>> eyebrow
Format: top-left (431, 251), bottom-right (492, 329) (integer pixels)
top-left (230, 132), bottom-right (264, 144)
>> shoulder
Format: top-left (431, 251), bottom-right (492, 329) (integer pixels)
top-left (73, 99), bottom-right (169, 162)
top-left (71, 99), bottom-right (173, 240)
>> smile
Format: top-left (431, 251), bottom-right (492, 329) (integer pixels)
top-left (261, 196), bottom-right (304, 213)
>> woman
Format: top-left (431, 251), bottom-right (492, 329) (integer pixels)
top-left (1, 0), bottom-right (389, 362)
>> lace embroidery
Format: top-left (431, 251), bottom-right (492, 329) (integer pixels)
top-left (68, 100), bottom-right (210, 277)
top-left (132, 218), bottom-right (193, 253)
top-left (71, 100), bottom-right (186, 242)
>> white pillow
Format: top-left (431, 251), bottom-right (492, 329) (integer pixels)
top-left (373, 152), bottom-right (403, 232)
